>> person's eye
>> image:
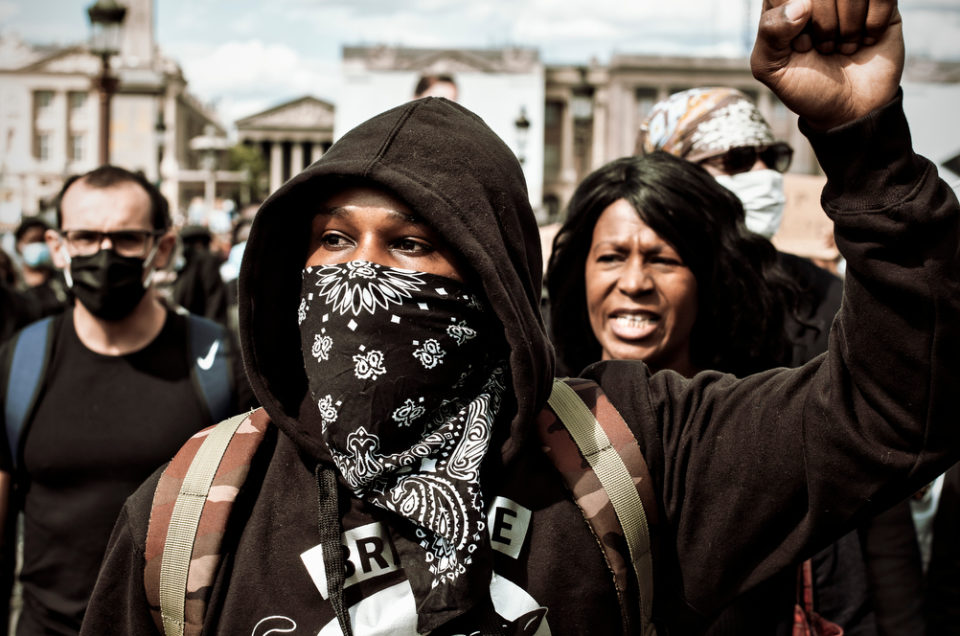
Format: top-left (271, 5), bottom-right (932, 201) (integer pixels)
top-left (320, 232), bottom-right (351, 248)
top-left (595, 252), bottom-right (624, 264)
top-left (112, 232), bottom-right (143, 247)
top-left (394, 237), bottom-right (433, 253)
top-left (70, 231), bottom-right (99, 244)
top-left (648, 250), bottom-right (683, 266)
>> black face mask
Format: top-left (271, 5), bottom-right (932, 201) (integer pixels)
top-left (67, 249), bottom-right (152, 321)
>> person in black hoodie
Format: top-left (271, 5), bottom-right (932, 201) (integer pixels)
top-left (82, 1), bottom-right (960, 634)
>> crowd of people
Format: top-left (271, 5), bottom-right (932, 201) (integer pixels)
top-left (0, 0), bottom-right (958, 634)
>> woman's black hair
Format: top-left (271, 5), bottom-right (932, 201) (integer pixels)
top-left (546, 151), bottom-right (806, 377)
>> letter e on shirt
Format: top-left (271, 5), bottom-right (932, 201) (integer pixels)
top-left (487, 497), bottom-right (532, 560)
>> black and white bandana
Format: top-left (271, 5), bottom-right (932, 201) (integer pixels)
top-left (298, 260), bottom-right (507, 621)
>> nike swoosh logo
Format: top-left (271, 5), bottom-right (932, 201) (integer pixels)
top-left (197, 340), bottom-right (220, 371)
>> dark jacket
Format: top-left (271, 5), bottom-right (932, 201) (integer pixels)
top-left (81, 94), bottom-right (960, 635)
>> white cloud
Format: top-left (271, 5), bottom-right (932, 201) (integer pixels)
top-left (166, 39), bottom-right (340, 127)
top-left (902, 10), bottom-right (960, 59)
top-left (0, 1), bottom-right (20, 23)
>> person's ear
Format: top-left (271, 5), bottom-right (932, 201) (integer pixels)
top-left (152, 231), bottom-right (177, 270)
top-left (45, 229), bottom-right (67, 269)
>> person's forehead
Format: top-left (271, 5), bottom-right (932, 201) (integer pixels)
top-left (322, 185), bottom-right (414, 216)
top-left (592, 199), bottom-right (670, 247)
top-left (61, 179), bottom-right (152, 229)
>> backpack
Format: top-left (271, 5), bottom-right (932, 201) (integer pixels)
top-left (3, 313), bottom-right (234, 469)
top-left (145, 378), bottom-right (659, 636)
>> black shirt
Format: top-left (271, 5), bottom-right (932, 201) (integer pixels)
top-left (2, 309), bottom-right (211, 636)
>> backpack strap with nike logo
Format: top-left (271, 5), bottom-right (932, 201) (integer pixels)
top-left (186, 314), bottom-right (233, 425)
top-left (4, 313), bottom-right (234, 470)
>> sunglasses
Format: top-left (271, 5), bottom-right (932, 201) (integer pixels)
top-left (698, 142), bottom-right (793, 175)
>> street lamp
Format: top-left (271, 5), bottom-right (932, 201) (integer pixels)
top-left (87, 0), bottom-right (127, 166)
top-left (190, 124), bottom-right (229, 216)
top-left (514, 106), bottom-right (531, 166)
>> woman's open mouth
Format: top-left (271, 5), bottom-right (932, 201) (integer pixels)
top-left (609, 312), bottom-right (660, 340)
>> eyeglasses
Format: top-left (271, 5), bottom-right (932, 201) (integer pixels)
top-left (60, 229), bottom-right (163, 258)
top-left (698, 142), bottom-right (793, 175)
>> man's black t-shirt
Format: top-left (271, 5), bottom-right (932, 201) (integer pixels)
top-left (3, 309), bottom-right (211, 635)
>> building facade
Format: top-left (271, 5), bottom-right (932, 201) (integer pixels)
top-left (336, 45), bottom-right (545, 216)
top-left (0, 0), bottom-right (229, 232)
top-left (235, 96), bottom-right (335, 197)
top-left (541, 55), bottom-right (819, 221)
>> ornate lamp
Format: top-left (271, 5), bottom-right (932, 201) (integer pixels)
top-left (87, 0), bottom-right (127, 165)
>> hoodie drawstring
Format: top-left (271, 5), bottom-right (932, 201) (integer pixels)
top-left (315, 465), bottom-right (353, 636)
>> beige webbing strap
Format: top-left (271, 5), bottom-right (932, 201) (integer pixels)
top-left (159, 413), bottom-right (248, 636)
top-left (548, 380), bottom-right (656, 636)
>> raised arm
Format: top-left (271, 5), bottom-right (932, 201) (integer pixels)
top-left (589, 0), bottom-right (960, 624)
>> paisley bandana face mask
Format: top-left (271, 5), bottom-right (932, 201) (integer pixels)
top-left (298, 260), bottom-right (507, 620)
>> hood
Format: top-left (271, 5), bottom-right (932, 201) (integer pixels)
top-left (238, 97), bottom-right (555, 463)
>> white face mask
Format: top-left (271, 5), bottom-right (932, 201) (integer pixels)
top-left (714, 169), bottom-right (786, 239)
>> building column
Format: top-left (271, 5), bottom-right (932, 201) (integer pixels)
top-left (269, 141), bottom-right (284, 195)
top-left (559, 93), bottom-right (576, 184)
top-left (591, 87), bottom-right (608, 168)
top-left (311, 142), bottom-right (325, 164)
top-left (290, 141), bottom-right (304, 177)
top-left (160, 83), bottom-right (181, 221)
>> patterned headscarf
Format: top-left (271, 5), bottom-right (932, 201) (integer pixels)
top-left (635, 87), bottom-right (776, 162)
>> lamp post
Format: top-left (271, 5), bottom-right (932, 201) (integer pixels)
top-left (514, 107), bottom-right (531, 166)
top-left (87, 0), bottom-right (127, 166)
top-left (190, 125), bottom-right (229, 216)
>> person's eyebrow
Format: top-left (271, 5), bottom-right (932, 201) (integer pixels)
top-left (319, 206), bottom-right (422, 225)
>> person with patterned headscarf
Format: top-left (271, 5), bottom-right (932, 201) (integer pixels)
top-left (637, 87), bottom-right (794, 239)
top-left (639, 86), bottom-right (843, 365)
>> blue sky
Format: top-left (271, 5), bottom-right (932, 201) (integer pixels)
top-left (2, 0), bottom-right (959, 126)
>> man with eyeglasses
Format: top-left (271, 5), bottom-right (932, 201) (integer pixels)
top-left (0, 166), bottom-right (248, 636)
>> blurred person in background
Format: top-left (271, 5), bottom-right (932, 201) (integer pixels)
top-left (13, 218), bottom-right (69, 319)
top-left (0, 248), bottom-right (39, 346)
top-left (220, 214), bottom-right (255, 340)
top-left (413, 73), bottom-right (459, 101)
top-left (170, 224), bottom-right (229, 326)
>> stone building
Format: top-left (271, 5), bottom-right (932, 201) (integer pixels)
top-left (0, 0), bottom-right (233, 232)
top-left (542, 55), bottom-right (817, 221)
top-left (235, 96), bottom-right (335, 197)
top-left (336, 45), bottom-right (545, 215)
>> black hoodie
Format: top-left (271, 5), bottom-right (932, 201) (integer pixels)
top-left (82, 94), bottom-right (960, 636)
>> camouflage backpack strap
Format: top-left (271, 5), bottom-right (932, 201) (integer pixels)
top-left (144, 408), bottom-right (271, 636)
top-left (537, 377), bottom-right (658, 636)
